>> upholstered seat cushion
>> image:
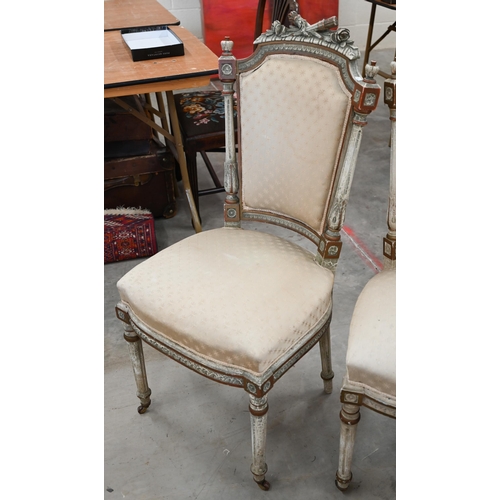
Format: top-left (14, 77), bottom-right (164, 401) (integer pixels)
top-left (345, 269), bottom-right (396, 397)
top-left (117, 227), bottom-right (334, 377)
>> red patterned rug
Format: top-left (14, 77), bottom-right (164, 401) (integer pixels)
top-left (105, 208), bottom-right (158, 264)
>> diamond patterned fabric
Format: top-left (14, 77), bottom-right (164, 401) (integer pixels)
top-left (117, 227), bottom-right (334, 376)
top-left (346, 269), bottom-right (396, 397)
top-left (239, 54), bottom-right (351, 232)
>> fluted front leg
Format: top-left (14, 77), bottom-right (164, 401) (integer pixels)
top-left (123, 324), bottom-right (152, 414)
top-left (319, 330), bottom-right (334, 393)
top-left (249, 394), bottom-right (270, 490)
top-left (335, 402), bottom-right (361, 491)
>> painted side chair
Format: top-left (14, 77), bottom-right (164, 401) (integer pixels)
top-left (173, 0), bottom-right (300, 219)
top-left (116, 14), bottom-right (380, 491)
top-left (335, 59), bottom-right (396, 492)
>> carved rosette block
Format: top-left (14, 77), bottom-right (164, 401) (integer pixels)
top-left (384, 82), bottom-right (396, 112)
top-left (340, 390), bottom-right (363, 406)
top-left (243, 377), bottom-right (273, 398)
top-left (316, 234), bottom-right (343, 269)
top-left (353, 60), bottom-right (381, 118)
top-left (115, 304), bottom-right (130, 324)
top-left (383, 235), bottom-right (396, 262)
top-left (318, 235), bottom-right (342, 260)
top-left (219, 37), bottom-right (237, 82)
top-left (224, 203), bottom-right (240, 225)
top-left (384, 60), bottom-right (396, 114)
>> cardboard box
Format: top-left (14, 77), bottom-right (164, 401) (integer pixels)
top-left (121, 26), bottom-right (184, 61)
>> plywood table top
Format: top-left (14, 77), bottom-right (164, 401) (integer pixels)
top-left (104, 0), bottom-right (180, 31)
top-left (104, 26), bottom-right (219, 98)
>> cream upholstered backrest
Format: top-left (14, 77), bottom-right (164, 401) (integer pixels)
top-left (218, 15), bottom-right (380, 269)
top-left (239, 54), bottom-right (351, 233)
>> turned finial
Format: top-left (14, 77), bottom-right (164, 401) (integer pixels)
top-left (390, 58), bottom-right (396, 78)
top-left (221, 36), bottom-right (234, 54)
top-left (364, 60), bottom-right (379, 82)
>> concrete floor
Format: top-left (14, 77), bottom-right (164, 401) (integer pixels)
top-left (104, 48), bottom-right (396, 500)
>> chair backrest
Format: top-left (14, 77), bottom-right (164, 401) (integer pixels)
top-left (219, 13), bottom-right (381, 270)
top-left (254, 0), bottom-right (300, 39)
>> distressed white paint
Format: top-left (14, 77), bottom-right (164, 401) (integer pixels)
top-left (336, 402), bottom-right (360, 490)
top-left (249, 394), bottom-right (268, 483)
top-left (123, 324), bottom-right (151, 411)
top-left (336, 72), bottom-right (397, 488)
top-left (327, 122), bottom-right (365, 232)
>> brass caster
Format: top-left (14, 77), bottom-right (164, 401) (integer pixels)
top-left (137, 402), bottom-right (151, 414)
top-left (255, 479), bottom-right (271, 491)
top-left (335, 480), bottom-right (347, 492)
top-left (335, 472), bottom-right (352, 492)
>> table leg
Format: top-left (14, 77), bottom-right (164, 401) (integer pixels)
top-left (165, 91), bottom-right (202, 233)
top-left (110, 93), bottom-right (203, 233)
top-left (363, 3), bottom-right (377, 78)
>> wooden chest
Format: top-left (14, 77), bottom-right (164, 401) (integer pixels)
top-left (104, 97), bottom-right (151, 141)
top-left (104, 139), bottom-right (177, 218)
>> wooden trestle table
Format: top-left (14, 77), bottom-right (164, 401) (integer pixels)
top-left (104, 7), bottom-right (219, 232)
